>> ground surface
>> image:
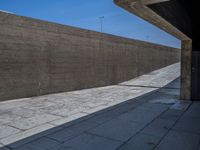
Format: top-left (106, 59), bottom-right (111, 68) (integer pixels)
top-left (1, 63), bottom-right (199, 150)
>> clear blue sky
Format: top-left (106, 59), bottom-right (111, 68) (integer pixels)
top-left (0, 0), bottom-right (181, 48)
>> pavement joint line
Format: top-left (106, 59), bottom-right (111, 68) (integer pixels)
top-left (0, 142), bottom-right (5, 147)
top-left (46, 113), bottom-right (66, 118)
top-left (197, 138), bottom-right (200, 150)
top-left (48, 112), bottom-right (93, 126)
top-left (152, 102), bottom-right (193, 150)
top-left (43, 135), bottom-right (64, 144)
top-left (6, 124), bottom-right (25, 132)
top-left (171, 128), bottom-right (200, 136)
top-left (3, 121), bottom-right (61, 141)
top-left (118, 84), bottom-right (180, 90)
top-left (84, 131), bottom-right (123, 143)
top-left (74, 105), bottom-right (152, 143)
top-left (12, 135), bottom-right (63, 150)
top-left (184, 101), bottom-right (193, 112)
top-left (41, 121), bottom-right (105, 146)
top-left (115, 106), bottom-right (171, 150)
top-left (3, 146), bottom-right (12, 150)
top-left (6, 128), bottom-right (62, 149)
top-left (8, 144), bottom-right (17, 150)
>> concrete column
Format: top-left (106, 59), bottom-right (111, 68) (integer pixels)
top-left (180, 40), bottom-right (192, 100)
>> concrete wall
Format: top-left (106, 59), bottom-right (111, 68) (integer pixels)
top-left (0, 11), bottom-right (180, 101)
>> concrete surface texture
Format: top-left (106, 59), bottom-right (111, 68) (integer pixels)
top-left (0, 63), bottom-right (180, 148)
top-left (0, 11), bottom-right (180, 101)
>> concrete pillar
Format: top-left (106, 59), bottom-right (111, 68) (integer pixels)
top-left (180, 40), bottom-right (192, 100)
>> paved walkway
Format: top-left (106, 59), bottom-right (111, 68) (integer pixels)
top-left (3, 63), bottom-right (199, 150)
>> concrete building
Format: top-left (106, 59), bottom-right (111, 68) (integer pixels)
top-left (114, 0), bottom-right (198, 100)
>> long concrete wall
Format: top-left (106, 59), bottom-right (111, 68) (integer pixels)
top-left (0, 11), bottom-right (180, 101)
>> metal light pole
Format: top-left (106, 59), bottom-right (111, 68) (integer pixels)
top-left (99, 16), bottom-right (104, 33)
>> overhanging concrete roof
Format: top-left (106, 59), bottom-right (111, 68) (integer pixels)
top-left (114, 0), bottom-right (191, 41)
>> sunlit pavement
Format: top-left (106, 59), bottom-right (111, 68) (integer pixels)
top-left (2, 63), bottom-right (199, 150)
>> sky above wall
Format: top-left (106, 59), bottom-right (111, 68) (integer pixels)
top-left (0, 0), bottom-right (181, 48)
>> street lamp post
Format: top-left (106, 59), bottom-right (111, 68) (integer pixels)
top-left (99, 16), bottom-right (104, 33)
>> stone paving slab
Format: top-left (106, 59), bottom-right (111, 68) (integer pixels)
top-left (116, 104), bottom-right (168, 124)
top-left (87, 102), bottom-right (138, 125)
top-left (8, 114), bottom-right (61, 130)
top-left (118, 133), bottom-right (160, 150)
top-left (141, 118), bottom-right (175, 138)
top-left (50, 133), bottom-right (122, 150)
top-left (170, 101), bottom-right (191, 111)
top-left (158, 109), bottom-right (184, 122)
top-left (0, 146), bottom-right (9, 150)
top-left (158, 88), bottom-right (180, 96)
top-left (154, 130), bottom-right (200, 150)
top-left (0, 124), bottom-right (55, 148)
top-left (120, 63), bottom-right (180, 88)
top-left (14, 137), bottom-right (60, 150)
top-left (88, 117), bottom-right (146, 142)
top-left (183, 102), bottom-right (200, 118)
top-left (173, 116), bottom-right (200, 134)
top-left (0, 125), bottom-right (21, 139)
top-left (49, 113), bottom-right (88, 126)
top-left (0, 113), bottom-right (23, 125)
top-left (46, 120), bottom-right (99, 143)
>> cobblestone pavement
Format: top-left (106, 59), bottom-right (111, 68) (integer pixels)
top-left (2, 63), bottom-right (198, 150)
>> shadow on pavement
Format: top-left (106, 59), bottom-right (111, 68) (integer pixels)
top-left (0, 78), bottom-right (180, 150)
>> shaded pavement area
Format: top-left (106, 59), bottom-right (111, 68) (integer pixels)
top-left (0, 77), bottom-right (200, 150)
